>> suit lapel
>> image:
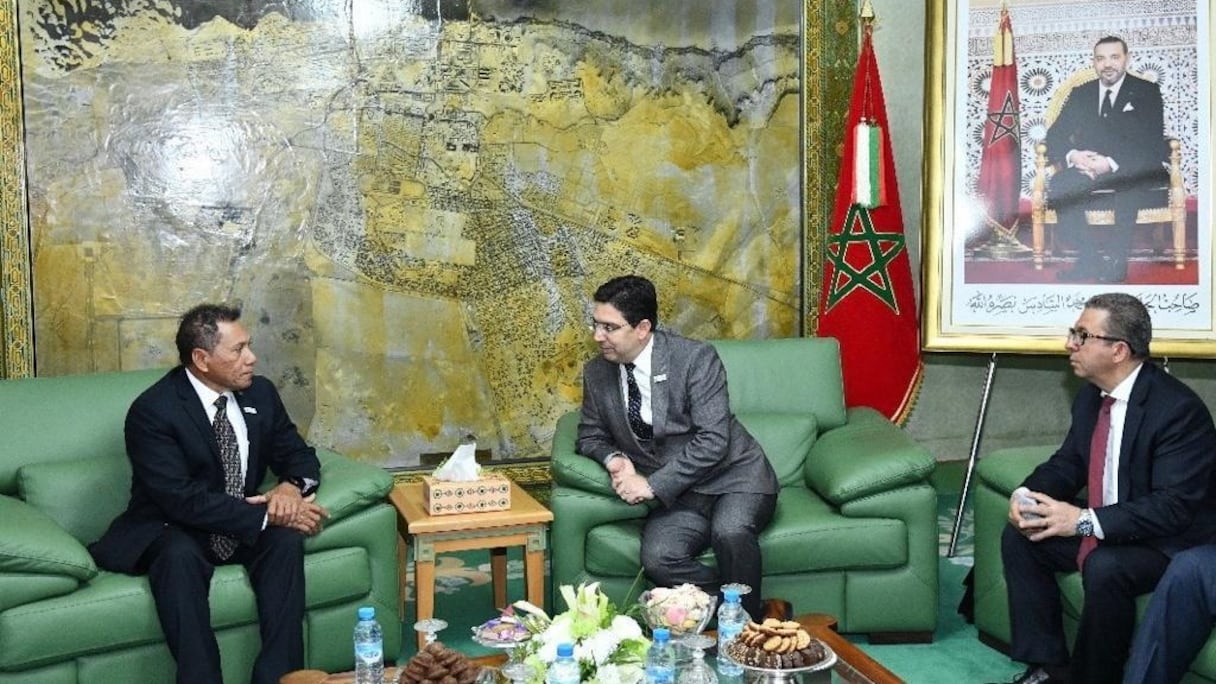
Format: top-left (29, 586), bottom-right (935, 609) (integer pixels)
top-left (234, 391), bottom-right (260, 490)
top-left (1117, 364), bottom-right (1152, 498)
top-left (174, 369), bottom-right (221, 462)
top-left (649, 331), bottom-right (669, 439)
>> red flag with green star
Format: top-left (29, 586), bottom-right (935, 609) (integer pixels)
top-left (817, 22), bottom-right (922, 424)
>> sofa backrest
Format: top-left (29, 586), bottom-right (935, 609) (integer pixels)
top-left (709, 337), bottom-right (847, 486)
top-left (0, 368), bottom-right (166, 496)
top-left (709, 337), bottom-right (847, 428)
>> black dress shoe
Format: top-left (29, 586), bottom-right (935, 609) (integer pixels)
top-left (986, 665), bottom-right (1065, 684)
top-left (1098, 258), bottom-right (1128, 283)
top-left (1055, 261), bottom-right (1100, 282)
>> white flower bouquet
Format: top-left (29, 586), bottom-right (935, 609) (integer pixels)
top-left (508, 582), bottom-right (651, 684)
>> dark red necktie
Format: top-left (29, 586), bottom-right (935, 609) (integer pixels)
top-left (1077, 395), bottom-right (1116, 569)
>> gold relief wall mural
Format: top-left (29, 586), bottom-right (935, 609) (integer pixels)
top-left (0, 0), bottom-right (855, 471)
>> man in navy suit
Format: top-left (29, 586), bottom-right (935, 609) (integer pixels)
top-left (575, 275), bottom-right (779, 619)
top-left (1048, 36), bottom-right (1169, 283)
top-left (1123, 544), bottom-right (1216, 683)
top-left (990, 293), bottom-right (1216, 684)
top-left (89, 304), bottom-right (328, 684)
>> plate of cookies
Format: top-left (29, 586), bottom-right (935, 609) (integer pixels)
top-left (723, 617), bottom-right (837, 674)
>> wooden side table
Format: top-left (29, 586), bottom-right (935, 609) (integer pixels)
top-left (389, 480), bottom-right (553, 649)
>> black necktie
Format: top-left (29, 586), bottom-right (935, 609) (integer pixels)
top-left (210, 395), bottom-right (242, 560)
top-left (624, 363), bottom-right (652, 440)
top-left (1101, 89), bottom-right (1114, 117)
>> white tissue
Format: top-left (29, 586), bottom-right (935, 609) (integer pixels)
top-left (432, 441), bottom-right (482, 481)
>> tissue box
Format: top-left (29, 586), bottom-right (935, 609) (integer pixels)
top-left (421, 474), bottom-right (512, 515)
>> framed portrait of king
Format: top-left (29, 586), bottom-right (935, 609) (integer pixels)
top-left (922, 0), bottom-right (1216, 356)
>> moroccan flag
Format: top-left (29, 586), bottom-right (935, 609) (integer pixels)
top-left (817, 22), bottom-right (921, 424)
top-left (976, 6), bottom-right (1022, 239)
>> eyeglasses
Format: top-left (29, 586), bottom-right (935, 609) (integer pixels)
top-left (589, 321), bottom-right (631, 334)
top-left (1067, 328), bottom-right (1126, 347)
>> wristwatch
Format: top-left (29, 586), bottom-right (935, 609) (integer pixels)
top-left (1076, 508), bottom-right (1095, 537)
top-left (280, 476), bottom-right (318, 497)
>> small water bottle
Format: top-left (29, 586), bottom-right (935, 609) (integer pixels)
top-left (645, 627), bottom-right (676, 684)
top-left (547, 642), bottom-right (580, 684)
top-left (353, 605), bottom-right (384, 684)
top-left (716, 589), bottom-right (745, 676)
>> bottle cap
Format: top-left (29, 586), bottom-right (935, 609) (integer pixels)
top-left (724, 588), bottom-right (740, 602)
top-left (357, 606), bottom-right (375, 620)
top-left (557, 643), bottom-right (574, 657)
top-left (653, 627), bottom-right (670, 642)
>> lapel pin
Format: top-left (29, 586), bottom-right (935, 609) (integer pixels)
top-left (243, 406), bottom-right (258, 415)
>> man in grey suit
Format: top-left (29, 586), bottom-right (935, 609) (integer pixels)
top-left (575, 275), bottom-right (779, 619)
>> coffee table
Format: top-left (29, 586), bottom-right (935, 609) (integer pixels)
top-left (281, 613), bottom-right (903, 684)
top-left (389, 480), bottom-right (553, 649)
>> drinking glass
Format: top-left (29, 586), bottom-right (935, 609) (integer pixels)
top-left (677, 634), bottom-right (718, 684)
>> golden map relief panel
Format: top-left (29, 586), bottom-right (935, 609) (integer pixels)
top-left (13, 0), bottom-right (832, 467)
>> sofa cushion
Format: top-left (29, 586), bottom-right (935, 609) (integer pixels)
top-left (0, 546), bottom-right (372, 671)
top-left (760, 487), bottom-right (907, 574)
top-left (0, 495), bottom-right (97, 581)
top-left (18, 455), bottom-right (131, 545)
top-left (737, 412), bottom-right (817, 488)
top-left (312, 449), bottom-right (395, 523)
top-left (807, 408), bottom-right (935, 504)
top-left (583, 488), bottom-right (907, 577)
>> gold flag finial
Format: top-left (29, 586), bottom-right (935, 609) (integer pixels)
top-left (860, 0), bottom-right (876, 22)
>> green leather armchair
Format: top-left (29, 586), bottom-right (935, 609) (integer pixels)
top-left (973, 446), bottom-right (1216, 683)
top-left (549, 337), bottom-right (939, 640)
top-left (0, 369), bottom-right (401, 683)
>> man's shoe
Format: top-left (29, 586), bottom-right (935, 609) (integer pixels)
top-left (761, 598), bottom-right (792, 621)
top-left (1098, 258), bottom-right (1128, 283)
top-left (1055, 260), bottom-right (1100, 282)
top-left (986, 665), bottom-right (1063, 684)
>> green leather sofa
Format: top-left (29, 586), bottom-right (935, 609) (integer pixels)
top-left (973, 446), bottom-right (1216, 683)
top-left (0, 369), bottom-right (401, 683)
top-left (549, 337), bottom-right (939, 640)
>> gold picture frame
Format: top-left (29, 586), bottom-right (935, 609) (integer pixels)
top-left (922, 0), bottom-right (1215, 356)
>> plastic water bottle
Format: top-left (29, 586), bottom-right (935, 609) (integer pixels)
top-left (646, 627), bottom-right (676, 684)
top-left (716, 589), bottom-right (745, 676)
top-left (354, 605), bottom-right (384, 684)
top-left (547, 642), bottom-right (580, 684)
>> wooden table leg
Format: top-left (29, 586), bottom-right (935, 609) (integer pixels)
top-left (491, 547), bottom-right (508, 609)
top-left (415, 558), bottom-right (436, 650)
top-left (525, 546), bottom-right (545, 610)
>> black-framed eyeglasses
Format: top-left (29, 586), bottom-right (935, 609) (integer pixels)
top-left (589, 320), bottom-right (631, 334)
top-left (1067, 328), bottom-right (1126, 347)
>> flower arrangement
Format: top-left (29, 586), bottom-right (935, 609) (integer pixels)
top-left (638, 583), bottom-right (715, 636)
top-left (509, 582), bottom-right (651, 684)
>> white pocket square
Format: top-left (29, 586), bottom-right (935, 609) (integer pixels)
top-left (242, 406), bottom-right (258, 415)
top-left (1122, 102), bottom-right (1134, 112)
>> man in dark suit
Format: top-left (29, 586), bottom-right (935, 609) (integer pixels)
top-left (990, 293), bottom-right (1216, 684)
top-left (1123, 543), bottom-right (1216, 683)
top-left (575, 275), bottom-right (779, 619)
top-left (89, 304), bottom-right (328, 684)
top-left (1048, 36), bottom-right (1168, 283)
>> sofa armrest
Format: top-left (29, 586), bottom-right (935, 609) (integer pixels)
top-left (550, 411), bottom-right (617, 498)
top-left (975, 445), bottom-right (1056, 497)
top-left (0, 495), bottom-right (96, 582)
top-left (313, 449), bottom-right (394, 524)
top-left (805, 407), bottom-right (935, 506)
